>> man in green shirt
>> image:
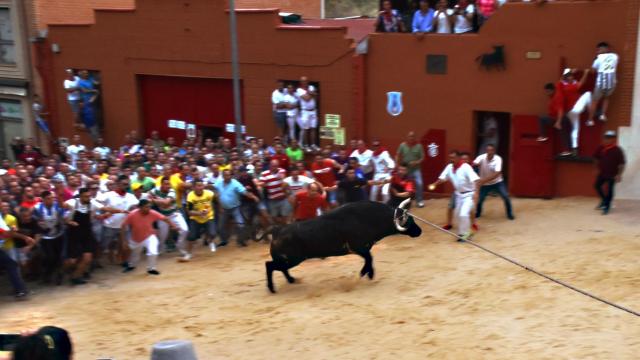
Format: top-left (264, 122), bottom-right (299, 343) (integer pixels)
top-left (133, 167), bottom-right (157, 192)
top-left (286, 139), bottom-right (305, 162)
top-left (395, 131), bottom-right (425, 207)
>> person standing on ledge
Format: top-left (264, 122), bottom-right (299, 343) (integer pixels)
top-left (593, 130), bottom-right (625, 215)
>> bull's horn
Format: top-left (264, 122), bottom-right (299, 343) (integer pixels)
top-left (394, 199), bottom-right (412, 231)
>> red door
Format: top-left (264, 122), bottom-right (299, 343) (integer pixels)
top-left (510, 115), bottom-right (555, 198)
top-left (139, 76), bottom-right (238, 142)
top-left (421, 129), bottom-right (447, 195)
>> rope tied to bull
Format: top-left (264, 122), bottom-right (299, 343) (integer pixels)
top-left (393, 199), bottom-right (640, 318)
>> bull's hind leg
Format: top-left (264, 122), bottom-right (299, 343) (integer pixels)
top-left (282, 269), bottom-right (296, 284)
top-left (355, 249), bottom-right (374, 280)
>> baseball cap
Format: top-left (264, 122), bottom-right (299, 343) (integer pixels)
top-left (131, 182), bottom-right (142, 191)
top-left (604, 130), bottom-right (617, 138)
top-left (562, 68), bottom-right (572, 76)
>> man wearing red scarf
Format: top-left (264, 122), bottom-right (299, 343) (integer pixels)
top-left (369, 140), bottom-right (396, 203)
top-left (430, 151), bottom-right (480, 240)
top-left (593, 131), bottom-right (625, 215)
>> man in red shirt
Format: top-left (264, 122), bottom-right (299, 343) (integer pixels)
top-left (121, 199), bottom-right (175, 275)
top-left (19, 186), bottom-right (41, 209)
top-left (311, 154), bottom-right (342, 207)
top-left (593, 131), bottom-right (625, 215)
top-left (291, 183), bottom-right (329, 221)
top-left (388, 165), bottom-right (415, 208)
top-left (537, 82), bottom-right (571, 154)
top-left (270, 144), bottom-right (290, 173)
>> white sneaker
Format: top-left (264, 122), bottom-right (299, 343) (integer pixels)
top-left (178, 253), bottom-right (192, 262)
top-left (599, 114), bottom-right (607, 122)
top-left (417, 201), bottom-right (425, 208)
top-left (209, 242), bottom-right (217, 252)
top-left (585, 120), bottom-right (595, 127)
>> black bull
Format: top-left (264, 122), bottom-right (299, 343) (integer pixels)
top-left (266, 201), bottom-right (422, 293)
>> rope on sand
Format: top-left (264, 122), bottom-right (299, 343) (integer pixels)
top-left (404, 211), bottom-right (640, 318)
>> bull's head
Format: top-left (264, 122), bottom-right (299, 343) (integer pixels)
top-left (394, 198), bottom-right (422, 237)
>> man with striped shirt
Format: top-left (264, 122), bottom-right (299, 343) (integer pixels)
top-left (589, 42), bottom-right (618, 123)
top-left (259, 159), bottom-right (290, 225)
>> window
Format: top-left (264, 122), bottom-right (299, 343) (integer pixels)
top-left (0, 8), bottom-right (15, 65)
top-left (0, 98), bottom-right (23, 160)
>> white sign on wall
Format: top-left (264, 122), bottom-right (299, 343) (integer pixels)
top-left (225, 123), bottom-right (247, 133)
top-left (168, 119), bottom-right (186, 130)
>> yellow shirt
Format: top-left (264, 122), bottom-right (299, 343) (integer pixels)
top-left (186, 190), bottom-right (215, 224)
top-left (2, 214), bottom-right (17, 250)
top-left (170, 173), bottom-right (186, 206)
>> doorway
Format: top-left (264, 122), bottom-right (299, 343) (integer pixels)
top-left (199, 126), bottom-right (224, 143)
top-left (474, 111), bottom-right (511, 182)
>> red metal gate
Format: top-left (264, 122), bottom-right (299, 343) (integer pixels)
top-left (510, 115), bottom-right (555, 198)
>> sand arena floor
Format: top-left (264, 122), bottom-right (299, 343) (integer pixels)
top-left (1, 197), bottom-right (639, 359)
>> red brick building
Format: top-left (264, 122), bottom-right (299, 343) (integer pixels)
top-left (38, 0), bottom-right (639, 197)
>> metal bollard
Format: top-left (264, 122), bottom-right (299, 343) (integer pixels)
top-left (150, 340), bottom-right (198, 360)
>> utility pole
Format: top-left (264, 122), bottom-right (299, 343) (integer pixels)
top-left (228, 0), bottom-right (243, 149)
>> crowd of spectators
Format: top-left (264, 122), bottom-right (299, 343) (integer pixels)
top-left (375, 0), bottom-right (561, 34)
top-left (0, 130), bottom-right (424, 300)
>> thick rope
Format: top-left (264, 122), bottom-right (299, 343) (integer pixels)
top-left (404, 211), bottom-right (640, 318)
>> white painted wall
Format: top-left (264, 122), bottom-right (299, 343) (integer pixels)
top-left (617, 7), bottom-right (640, 199)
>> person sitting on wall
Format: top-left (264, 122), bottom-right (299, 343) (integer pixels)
top-left (375, 0), bottom-right (406, 33)
top-left (412, 0), bottom-right (435, 37)
top-left (452, 0), bottom-right (476, 34)
top-left (433, 0), bottom-right (454, 34)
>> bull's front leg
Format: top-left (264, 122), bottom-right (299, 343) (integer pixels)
top-left (355, 249), bottom-right (374, 280)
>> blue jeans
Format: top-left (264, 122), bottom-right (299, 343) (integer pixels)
top-left (594, 175), bottom-right (615, 210)
top-left (219, 207), bottom-right (247, 244)
top-left (475, 181), bottom-right (514, 218)
top-left (408, 168), bottom-right (424, 202)
top-left (0, 248), bottom-right (26, 294)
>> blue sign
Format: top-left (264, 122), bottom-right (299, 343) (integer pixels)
top-left (386, 91), bottom-right (403, 117)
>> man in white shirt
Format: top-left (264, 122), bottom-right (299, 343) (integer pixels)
top-left (66, 134), bottom-right (86, 169)
top-left (92, 137), bottom-right (111, 160)
top-left (297, 90), bottom-right (318, 150)
top-left (350, 140), bottom-right (374, 180)
top-left (283, 84), bottom-right (299, 143)
top-left (369, 140), bottom-right (395, 203)
top-left (271, 81), bottom-right (288, 140)
top-left (429, 152), bottom-right (480, 240)
top-left (589, 41), bottom-right (618, 122)
top-left (283, 167), bottom-right (315, 195)
top-left (473, 144), bottom-right (514, 220)
top-left (63, 69), bottom-right (81, 126)
top-left (100, 175), bottom-right (139, 267)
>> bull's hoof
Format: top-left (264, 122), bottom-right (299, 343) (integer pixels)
top-left (286, 276), bottom-right (296, 284)
top-left (367, 270), bottom-right (375, 280)
top-left (268, 284), bottom-right (276, 294)
top-left (360, 268), bottom-right (367, 278)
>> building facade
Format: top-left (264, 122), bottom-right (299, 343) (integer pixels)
top-left (39, 0), bottom-right (639, 198)
top-left (0, 0), bottom-right (35, 160)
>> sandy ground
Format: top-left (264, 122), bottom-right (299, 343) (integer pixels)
top-left (1, 197), bottom-right (639, 359)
